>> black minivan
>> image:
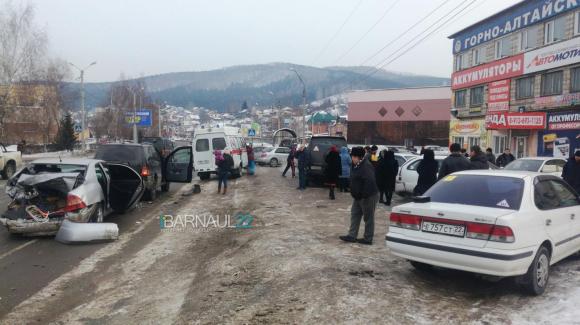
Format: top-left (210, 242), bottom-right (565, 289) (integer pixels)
top-left (95, 143), bottom-right (168, 201)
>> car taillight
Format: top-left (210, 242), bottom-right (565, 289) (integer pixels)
top-left (489, 225), bottom-right (515, 243)
top-left (389, 213), bottom-right (421, 230)
top-left (141, 165), bottom-right (151, 177)
top-left (466, 222), bottom-right (514, 243)
top-left (64, 194), bottom-right (87, 212)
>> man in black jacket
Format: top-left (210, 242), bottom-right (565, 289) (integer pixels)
top-left (438, 143), bottom-right (471, 180)
top-left (339, 147), bottom-right (378, 245)
top-left (496, 148), bottom-right (515, 167)
top-left (562, 151), bottom-right (580, 194)
top-left (469, 145), bottom-right (489, 170)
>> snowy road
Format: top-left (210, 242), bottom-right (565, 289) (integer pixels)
top-left (0, 166), bottom-right (579, 324)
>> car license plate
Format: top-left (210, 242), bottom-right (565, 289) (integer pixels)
top-left (421, 221), bottom-right (465, 237)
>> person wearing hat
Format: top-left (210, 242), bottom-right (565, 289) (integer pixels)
top-left (295, 144), bottom-right (310, 190)
top-left (562, 150), bottom-right (580, 194)
top-left (339, 146), bottom-right (378, 245)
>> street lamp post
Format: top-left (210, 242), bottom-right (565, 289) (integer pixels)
top-left (69, 61), bottom-right (97, 150)
top-left (290, 68), bottom-right (306, 142)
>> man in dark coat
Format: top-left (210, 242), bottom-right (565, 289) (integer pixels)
top-left (295, 145), bottom-right (310, 190)
top-left (282, 144), bottom-right (297, 177)
top-left (562, 151), bottom-right (580, 194)
top-left (496, 148), bottom-right (515, 167)
top-left (339, 147), bottom-right (378, 245)
top-left (324, 146), bottom-right (341, 200)
top-left (469, 145), bottom-right (489, 170)
top-left (414, 149), bottom-right (438, 196)
top-left (485, 148), bottom-right (496, 165)
top-left (438, 143), bottom-right (471, 180)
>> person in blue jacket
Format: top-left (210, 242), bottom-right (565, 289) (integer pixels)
top-left (339, 146), bottom-right (351, 192)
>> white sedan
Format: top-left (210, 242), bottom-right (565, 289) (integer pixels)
top-left (386, 170), bottom-right (580, 295)
top-left (504, 157), bottom-right (567, 177)
top-left (255, 146), bottom-right (291, 167)
top-left (395, 156), bottom-right (447, 194)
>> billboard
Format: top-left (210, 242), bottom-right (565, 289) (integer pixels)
top-left (485, 112), bottom-right (546, 129)
top-left (125, 110), bottom-right (152, 127)
top-left (487, 79), bottom-right (510, 112)
top-left (524, 37), bottom-right (580, 74)
top-left (451, 55), bottom-right (523, 90)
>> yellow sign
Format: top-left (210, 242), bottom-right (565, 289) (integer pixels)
top-left (543, 133), bottom-right (557, 142)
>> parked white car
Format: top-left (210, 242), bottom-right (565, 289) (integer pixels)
top-left (255, 146), bottom-right (291, 167)
top-left (504, 157), bottom-right (567, 177)
top-left (387, 170), bottom-right (580, 295)
top-left (0, 144), bottom-right (22, 179)
top-left (395, 156), bottom-right (447, 194)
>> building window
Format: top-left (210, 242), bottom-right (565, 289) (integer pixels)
top-left (541, 71), bottom-right (563, 96)
top-left (455, 52), bottom-right (470, 71)
top-left (455, 90), bottom-right (466, 107)
top-left (571, 67), bottom-right (580, 93)
top-left (472, 47), bottom-right (484, 65)
top-left (575, 12), bottom-right (580, 35)
top-left (519, 25), bottom-right (540, 51)
top-left (516, 76), bottom-right (535, 99)
top-left (470, 86), bottom-right (484, 107)
top-left (468, 137), bottom-right (480, 149)
top-left (493, 136), bottom-right (507, 155)
top-left (494, 37), bottom-right (511, 59)
top-left (452, 136), bottom-right (465, 148)
top-left (544, 16), bottom-right (566, 44)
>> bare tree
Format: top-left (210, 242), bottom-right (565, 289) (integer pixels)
top-left (38, 58), bottom-right (71, 147)
top-left (0, 2), bottom-right (48, 140)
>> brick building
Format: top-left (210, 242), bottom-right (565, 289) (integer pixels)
top-left (347, 87), bottom-right (451, 146)
top-left (449, 0), bottom-right (580, 158)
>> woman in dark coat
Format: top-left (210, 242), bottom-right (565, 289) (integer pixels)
top-left (376, 150), bottom-right (399, 205)
top-left (414, 149), bottom-right (438, 196)
top-left (324, 145), bottom-right (341, 200)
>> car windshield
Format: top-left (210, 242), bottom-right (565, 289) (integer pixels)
top-left (95, 145), bottom-right (144, 166)
top-left (425, 175), bottom-right (524, 210)
top-left (263, 147), bottom-right (274, 152)
top-left (504, 159), bottom-right (543, 172)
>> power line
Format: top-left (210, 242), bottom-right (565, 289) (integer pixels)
top-left (359, 0), bottom-right (453, 67)
top-left (371, 0), bottom-right (477, 76)
top-left (371, 0), bottom-right (478, 77)
top-left (311, 0), bottom-right (364, 65)
top-left (332, 0), bottom-right (401, 65)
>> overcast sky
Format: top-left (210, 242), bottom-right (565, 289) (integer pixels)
top-left (25, 0), bottom-right (520, 82)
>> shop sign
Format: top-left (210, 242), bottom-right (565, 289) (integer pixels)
top-left (450, 119), bottom-right (482, 135)
top-left (547, 111), bottom-right (580, 130)
top-left (487, 79), bottom-right (510, 111)
top-left (535, 92), bottom-right (580, 108)
top-left (524, 37), bottom-right (580, 74)
top-left (485, 112), bottom-right (546, 129)
top-left (451, 55), bottom-right (523, 90)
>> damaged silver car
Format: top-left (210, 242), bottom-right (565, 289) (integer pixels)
top-left (0, 158), bottom-right (145, 236)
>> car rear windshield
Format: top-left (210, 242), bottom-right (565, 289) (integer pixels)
top-left (310, 138), bottom-right (346, 146)
top-left (30, 164), bottom-right (87, 174)
top-left (424, 175), bottom-right (524, 210)
top-left (504, 159), bottom-right (543, 172)
top-left (95, 145), bottom-right (144, 166)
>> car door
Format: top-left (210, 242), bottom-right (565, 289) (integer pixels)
top-left (275, 147), bottom-right (290, 161)
top-left (164, 146), bottom-right (194, 183)
top-left (534, 178), bottom-right (577, 262)
top-left (106, 163), bottom-right (144, 213)
top-left (403, 159), bottom-right (422, 192)
top-left (549, 179), bottom-right (580, 260)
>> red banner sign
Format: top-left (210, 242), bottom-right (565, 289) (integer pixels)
top-left (487, 79), bottom-right (510, 112)
top-left (485, 112), bottom-right (546, 130)
top-left (451, 54), bottom-right (524, 90)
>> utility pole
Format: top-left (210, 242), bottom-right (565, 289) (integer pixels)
top-left (290, 68), bottom-right (306, 142)
top-left (133, 91), bottom-right (138, 142)
top-left (158, 102), bottom-right (163, 137)
top-left (68, 61), bottom-right (96, 150)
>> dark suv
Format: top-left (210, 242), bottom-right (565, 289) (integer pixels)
top-left (305, 136), bottom-right (347, 180)
top-left (141, 137), bottom-right (175, 158)
top-left (94, 143), bottom-right (168, 201)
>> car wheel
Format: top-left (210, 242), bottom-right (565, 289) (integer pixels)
top-left (161, 182), bottom-right (170, 192)
top-left (409, 260), bottom-right (433, 272)
top-left (89, 203), bottom-right (104, 223)
top-left (2, 162), bottom-right (15, 180)
top-left (270, 158), bottom-right (278, 167)
top-left (198, 172), bottom-right (210, 180)
top-left (521, 246), bottom-right (551, 296)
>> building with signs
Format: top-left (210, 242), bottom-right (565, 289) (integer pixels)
top-left (347, 87), bottom-right (451, 146)
top-left (449, 0), bottom-right (580, 158)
